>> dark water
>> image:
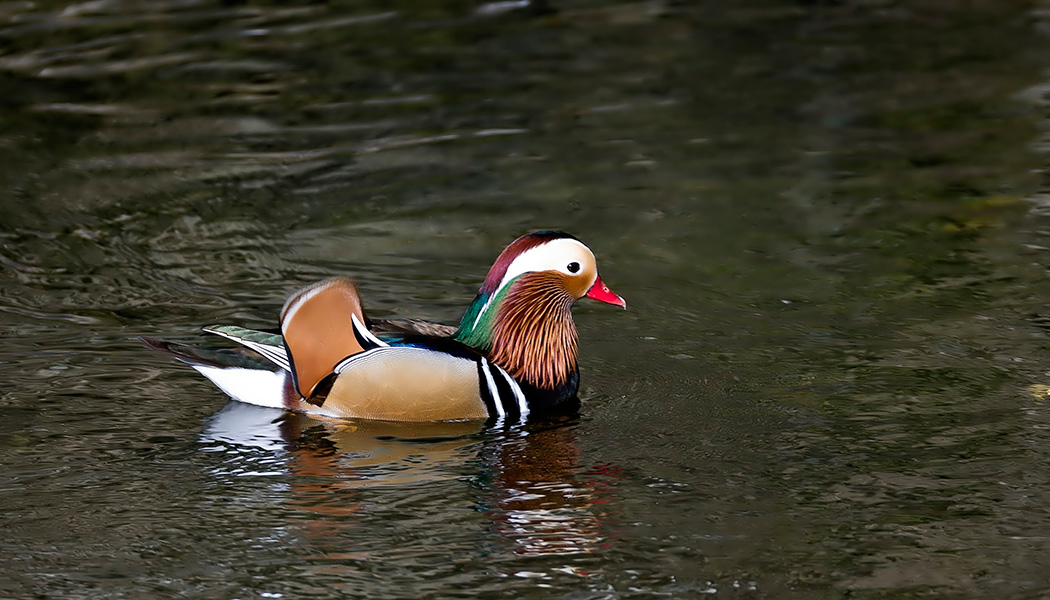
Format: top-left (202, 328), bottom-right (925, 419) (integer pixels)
top-left (3, 0), bottom-right (1050, 597)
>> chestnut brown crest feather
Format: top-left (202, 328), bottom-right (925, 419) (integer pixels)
top-left (478, 231), bottom-right (580, 296)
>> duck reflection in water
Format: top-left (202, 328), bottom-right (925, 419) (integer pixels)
top-left (200, 401), bottom-right (620, 558)
top-left (476, 419), bottom-right (621, 557)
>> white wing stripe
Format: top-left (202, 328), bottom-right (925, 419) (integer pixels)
top-left (251, 345), bottom-right (291, 371)
top-left (351, 313), bottom-right (390, 348)
top-left (334, 346), bottom-right (388, 373)
top-left (204, 329), bottom-right (290, 372)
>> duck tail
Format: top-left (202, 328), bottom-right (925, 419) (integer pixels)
top-left (141, 337), bottom-right (299, 410)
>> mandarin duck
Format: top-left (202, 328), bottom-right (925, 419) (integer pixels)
top-left (145, 230), bottom-right (625, 423)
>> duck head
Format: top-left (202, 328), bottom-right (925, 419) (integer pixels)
top-left (454, 230), bottom-right (625, 391)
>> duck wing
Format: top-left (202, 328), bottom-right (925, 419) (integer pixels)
top-left (371, 318), bottom-right (457, 339)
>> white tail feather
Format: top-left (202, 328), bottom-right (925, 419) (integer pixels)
top-left (202, 327), bottom-right (291, 372)
top-left (192, 365), bottom-right (290, 409)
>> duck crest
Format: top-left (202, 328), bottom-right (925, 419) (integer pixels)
top-left (454, 230), bottom-right (580, 350)
top-left (478, 231), bottom-right (577, 296)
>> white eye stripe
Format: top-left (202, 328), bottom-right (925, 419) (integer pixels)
top-left (497, 239), bottom-right (592, 290)
top-left (471, 238), bottom-right (595, 328)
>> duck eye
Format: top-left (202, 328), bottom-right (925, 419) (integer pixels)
top-left (567, 262), bottom-right (580, 274)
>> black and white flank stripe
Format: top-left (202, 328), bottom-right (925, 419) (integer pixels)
top-left (477, 357), bottom-right (529, 425)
